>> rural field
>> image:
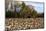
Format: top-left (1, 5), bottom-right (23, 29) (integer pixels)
top-left (5, 18), bottom-right (44, 31)
top-left (5, 0), bottom-right (44, 31)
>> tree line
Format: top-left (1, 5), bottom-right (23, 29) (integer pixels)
top-left (5, 2), bottom-right (44, 18)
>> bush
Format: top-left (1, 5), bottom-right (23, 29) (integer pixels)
top-left (6, 11), bottom-right (15, 18)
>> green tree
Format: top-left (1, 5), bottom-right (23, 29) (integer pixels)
top-left (31, 9), bottom-right (37, 18)
top-left (18, 2), bottom-right (38, 18)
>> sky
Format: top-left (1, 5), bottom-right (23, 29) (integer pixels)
top-left (14, 0), bottom-right (44, 13)
top-left (14, 0), bottom-right (44, 2)
top-left (24, 1), bottom-right (44, 13)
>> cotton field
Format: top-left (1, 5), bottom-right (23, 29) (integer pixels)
top-left (5, 18), bottom-right (44, 31)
